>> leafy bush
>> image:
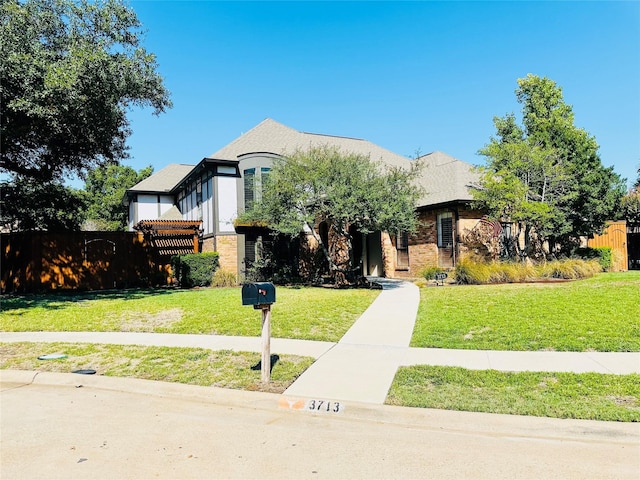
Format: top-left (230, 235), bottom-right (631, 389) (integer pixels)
top-left (211, 269), bottom-right (237, 287)
top-left (420, 265), bottom-right (447, 280)
top-left (171, 252), bottom-right (220, 288)
top-left (573, 247), bottom-right (612, 271)
top-left (245, 256), bottom-right (303, 284)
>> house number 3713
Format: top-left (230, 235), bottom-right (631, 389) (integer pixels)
top-left (306, 399), bottom-right (343, 413)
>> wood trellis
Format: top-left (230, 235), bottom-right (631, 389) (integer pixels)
top-left (134, 220), bottom-right (202, 257)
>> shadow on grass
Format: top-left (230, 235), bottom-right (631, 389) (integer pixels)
top-left (0, 288), bottom-right (179, 312)
top-left (251, 354), bottom-right (281, 374)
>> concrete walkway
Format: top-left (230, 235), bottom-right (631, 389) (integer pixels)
top-left (2, 278), bottom-right (639, 405)
top-left (283, 279), bottom-right (419, 403)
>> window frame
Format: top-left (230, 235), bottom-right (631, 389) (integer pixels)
top-left (396, 231), bottom-right (410, 268)
top-left (437, 212), bottom-right (454, 248)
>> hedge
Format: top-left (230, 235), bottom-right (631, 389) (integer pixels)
top-left (171, 252), bottom-right (220, 288)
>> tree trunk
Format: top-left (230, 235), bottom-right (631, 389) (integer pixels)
top-left (328, 224), bottom-right (352, 286)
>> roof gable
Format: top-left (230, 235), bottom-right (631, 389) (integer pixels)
top-left (209, 118), bottom-right (412, 169)
top-left (128, 163), bottom-right (194, 193)
top-left (416, 151), bottom-right (479, 206)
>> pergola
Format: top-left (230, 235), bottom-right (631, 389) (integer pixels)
top-left (134, 220), bottom-right (202, 256)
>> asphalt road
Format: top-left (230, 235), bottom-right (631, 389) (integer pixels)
top-left (2, 374), bottom-right (638, 480)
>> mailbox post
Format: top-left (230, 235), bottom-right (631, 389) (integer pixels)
top-left (241, 283), bottom-right (276, 383)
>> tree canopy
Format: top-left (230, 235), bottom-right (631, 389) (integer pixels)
top-left (0, 0), bottom-right (171, 183)
top-left (82, 163), bottom-right (153, 231)
top-left (473, 74), bottom-right (625, 258)
top-left (240, 146), bottom-right (423, 284)
top-left (621, 166), bottom-right (640, 228)
top-left (0, 177), bottom-right (87, 231)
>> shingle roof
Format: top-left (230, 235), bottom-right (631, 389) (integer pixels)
top-left (128, 163), bottom-right (194, 193)
top-left (209, 118), bottom-right (411, 169)
top-left (416, 151), bottom-right (479, 206)
top-left (129, 119), bottom-right (478, 209)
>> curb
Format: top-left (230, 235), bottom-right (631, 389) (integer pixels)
top-left (3, 369), bottom-right (639, 445)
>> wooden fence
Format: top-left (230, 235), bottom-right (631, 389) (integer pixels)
top-left (1, 231), bottom-right (184, 293)
top-left (587, 221), bottom-right (628, 271)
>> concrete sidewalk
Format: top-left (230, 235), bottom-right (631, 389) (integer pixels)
top-left (0, 331), bottom-right (335, 359)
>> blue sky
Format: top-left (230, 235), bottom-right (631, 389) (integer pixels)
top-left (125, 1), bottom-right (640, 187)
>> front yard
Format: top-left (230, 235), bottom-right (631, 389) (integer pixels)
top-left (2, 272), bottom-right (639, 420)
top-left (411, 272), bottom-right (640, 352)
top-left (0, 286), bottom-right (380, 342)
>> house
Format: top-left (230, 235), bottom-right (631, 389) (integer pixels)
top-left (125, 118), bottom-right (483, 279)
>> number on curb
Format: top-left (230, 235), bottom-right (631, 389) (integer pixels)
top-left (306, 399), bottom-right (344, 414)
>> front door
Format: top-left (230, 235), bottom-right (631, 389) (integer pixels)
top-left (365, 231), bottom-right (383, 276)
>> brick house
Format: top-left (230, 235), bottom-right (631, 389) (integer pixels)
top-left (125, 118), bottom-right (483, 279)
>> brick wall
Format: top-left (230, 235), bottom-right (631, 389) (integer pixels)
top-left (389, 206), bottom-right (484, 279)
top-left (215, 235), bottom-right (238, 275)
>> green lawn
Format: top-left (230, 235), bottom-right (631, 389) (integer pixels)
top-left (411, 272), bottom-right (640, 352)
top-left (0, 342), bottom-right (315, 394)
top-left (0, 286), bottom-right (380, 342)
top-left (387, 365), bottom-right (640, 422)
top-left (3, 275), bottom-right (640, 421)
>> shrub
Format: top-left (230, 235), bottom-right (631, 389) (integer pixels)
top-left (211, 269), bottom-right (237, 287)
top-left (573, 247), bottom-right (612, 271)
top-left (537, 259), bottom-right (601, 279)
top-left (171, 252), bottom-right (220, 288)
top-left (500, 262), bottom-right (536, 283)
top-left (420, 265), bottom-right (446, 280)
top-left (244, 252), bottom-right (304, 285)
top-left (453, 258), bottom-right (489, 285)
top-left (454, 258), bottom-right (599, 284)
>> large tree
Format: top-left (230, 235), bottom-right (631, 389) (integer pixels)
top-left (241, 146), bottom-right (423, 285)
top-left (1, 0), bottom-right (171, 181)
top-left (0, 177), bottom-right (88, 231)
top-left (621, 166), bottom-right (640, 228)
top-left (82, 163), bottom-right (153, 231)
top-left (0, 0), bottom-right (171, 229)
top-left (474, 75), bottom-right (625, 258)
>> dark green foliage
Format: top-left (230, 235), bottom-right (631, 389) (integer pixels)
top-left (573, 247), bottom-right (612, 271)
top-left (243, 233), bottom-right (307, 284)
top-left (421, 266), bottom-right (447, 280)
top-left (474, 75), bottom-right (625, 258)
top-left (621, 188), bottom-right (640, 228)
top-left (244, 254), bottom-right (301, 285)
top-left (1, 0), bottom-right (171, 182)
top-left (171, 252), bottom-right (220, 288)
top-left (0, 177), bottom-right (88, 231)
top-left (0, 0), bottom-right (170, 232)
top-left (239, 146), bottom-right (422, 285)
top-left (83, 164), bottom-right (153, 230)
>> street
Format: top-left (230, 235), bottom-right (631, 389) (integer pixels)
top-left (1, 372), bottom-right (638, 479)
